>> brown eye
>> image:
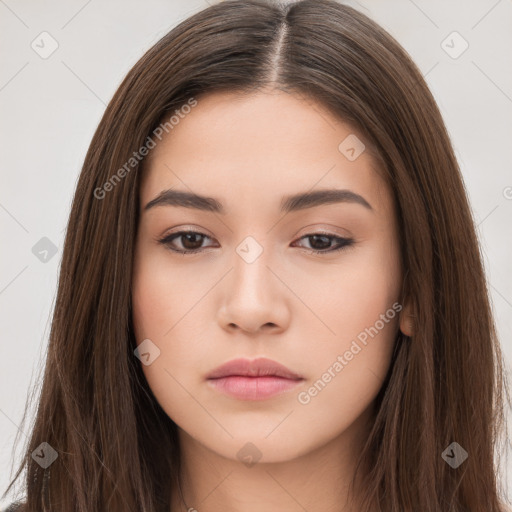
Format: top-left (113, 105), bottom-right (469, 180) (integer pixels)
top-left (157, 230), bottom-right (355, 256)
top-left (158, 230), bottom-right (214, 254)
top-left (293, 233), bottom-right (355, 254)
top-left (305, 234), bottom-right (332, 251)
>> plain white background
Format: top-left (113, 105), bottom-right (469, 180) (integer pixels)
top-left (1, 0), bottom-right (511, 507)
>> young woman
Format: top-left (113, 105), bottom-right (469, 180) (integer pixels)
top-left (3, 0), bottom-right (510, 510)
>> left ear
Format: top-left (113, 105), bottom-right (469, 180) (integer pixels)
top-left (399, 301), bottom-right (415, 337)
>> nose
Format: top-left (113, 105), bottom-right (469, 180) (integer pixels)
top-left (216, 247), bottom-right (291, 335)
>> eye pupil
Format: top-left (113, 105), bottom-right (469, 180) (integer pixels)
top-left (182, 232), bottom-right (204, 250)
top-left (309, 235), bottom-right (331, 250)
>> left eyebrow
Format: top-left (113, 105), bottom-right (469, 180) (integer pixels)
top-left (280, 188), bottom-right (373, 213)
top-left (143, 188), bottom-right (374, 214)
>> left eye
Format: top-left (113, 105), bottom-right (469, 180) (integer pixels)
top-left (292, 233), bottom-right (354, 253)
top-left (157, 230), bottom-right (354, 255)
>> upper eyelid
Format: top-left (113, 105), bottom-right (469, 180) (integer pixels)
top-left (162, 228), bottom-right (346, 239)
top-left (160, 229), bottom-right (349, 247)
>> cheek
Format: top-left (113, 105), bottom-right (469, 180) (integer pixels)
top-left (301, 232), bottom-right (402, 341)
top-left (131, 245), bottom-right (192, 340)
top-left (296, 287), bottom-right (400, 439)
top-left (131, 255), bottom-right (202, 428)
top-left (301, 235), bottom-right (401, 395)
top-left (131, 245), bottom-right (209, 406)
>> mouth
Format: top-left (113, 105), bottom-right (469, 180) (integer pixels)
top-left (206, 357), bottom-right (304, 400)
top-left (207, 375), bottom-right (304, 400)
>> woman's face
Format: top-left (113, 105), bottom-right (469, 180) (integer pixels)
top-left (132, 89), bottom-right (405, 463)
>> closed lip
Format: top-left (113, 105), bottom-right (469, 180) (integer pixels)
top-left (206, 357), bottom-right (303, 380)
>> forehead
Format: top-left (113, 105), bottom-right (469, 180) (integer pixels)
top-left (140, 90), bottom-right (390, 216)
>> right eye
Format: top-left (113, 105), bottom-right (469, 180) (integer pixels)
top-left (157, 230), bottom-right (217, 255)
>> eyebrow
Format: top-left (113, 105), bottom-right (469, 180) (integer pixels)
top-left (144, 188), bottom-right (373, 214)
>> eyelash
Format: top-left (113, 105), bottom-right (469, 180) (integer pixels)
top-left (157, 230), bottom-right (355, 256)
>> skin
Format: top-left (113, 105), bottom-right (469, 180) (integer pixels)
top-left (131, 89), bottom-right (414, 512)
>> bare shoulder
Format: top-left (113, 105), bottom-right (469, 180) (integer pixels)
top-left (500, 502), bottom-right (512, 512)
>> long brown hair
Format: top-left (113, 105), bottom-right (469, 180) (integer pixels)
top-left (3, 0), bottom-right (510, 510)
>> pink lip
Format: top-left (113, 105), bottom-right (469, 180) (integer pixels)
top-left (207, 357), bottom-right (303, 379)
top-left (206, 357), bottom-right (304, 400)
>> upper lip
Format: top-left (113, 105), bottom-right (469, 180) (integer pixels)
top-left (207, 357), bottom-right (303, 380)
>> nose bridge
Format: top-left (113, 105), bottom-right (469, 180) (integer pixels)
top-left (231, 234), bottom-right (274, 298)
top-left (235, 234), bottom-right (266, 266)
top-left (216, 232), bottom-right (289, 333)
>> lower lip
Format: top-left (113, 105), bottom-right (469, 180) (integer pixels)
top-left (207, 376), bottom-right (304, 400)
